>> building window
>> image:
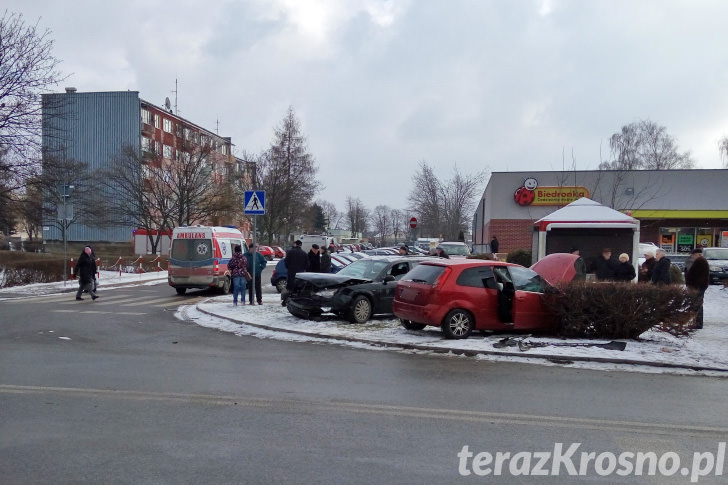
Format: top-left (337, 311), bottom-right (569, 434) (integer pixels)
top-left (142, 137), bottom-right (152, 152)
top-left (154, 114), bottom-right (160, 129)
top-left (154, 141), bottom-right (161, 154)
top-left (141, 109), bottom-right (151, 125)
top-left (163, 144), bottom-right (173, 159)
top-left (163, 118), bottom-right (172, 133)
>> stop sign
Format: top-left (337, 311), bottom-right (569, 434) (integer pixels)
top-left (409, 217), bottom-right (417, 229)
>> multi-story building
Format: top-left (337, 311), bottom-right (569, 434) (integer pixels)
top-left (41, 89), bottom-right (252, 245)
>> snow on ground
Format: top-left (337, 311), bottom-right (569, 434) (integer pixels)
top-left (3, 269), bottom-right (728, 376)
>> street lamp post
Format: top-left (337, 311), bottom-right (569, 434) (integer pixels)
top-left (60, 184), bottom-right (74, 285)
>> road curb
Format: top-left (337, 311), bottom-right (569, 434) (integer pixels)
top-left (194, 303), bottom-right (728, 375)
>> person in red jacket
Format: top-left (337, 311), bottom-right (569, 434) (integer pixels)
top-left (685, 248), bottom-right (710, 329)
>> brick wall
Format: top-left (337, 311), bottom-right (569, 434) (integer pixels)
top-left (488, 219), bottom-right (534, 254)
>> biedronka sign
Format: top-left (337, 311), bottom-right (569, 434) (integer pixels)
top-left (513, 178), bottom-right (590, 207)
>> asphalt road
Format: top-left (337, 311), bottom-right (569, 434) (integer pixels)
top-left (1, 280), bottom-right (727, 484)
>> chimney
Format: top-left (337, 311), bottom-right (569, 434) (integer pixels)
top-left (65, 87), bottom-right (77, 93)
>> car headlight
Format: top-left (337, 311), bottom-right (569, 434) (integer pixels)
top-left (316, 289), bottom-right (337, 298)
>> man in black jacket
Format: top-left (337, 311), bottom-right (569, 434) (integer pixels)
top-left (284, 240), bottom-right (308, 292)
top-left (685, 248), bottom-right (710, 328)
top-left (307, 244), bottom-right (321, 272)
top-left (650, 248), bottom-right (672, 285)
top-left (75, 247), bottom-right (99, 301)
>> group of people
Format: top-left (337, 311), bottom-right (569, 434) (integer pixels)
top-left (591, 245), bottom-right (710, 329)
top-left (282, 240), bottom-right (336, 293)
top-left (227, 243), bottom-right (268, 306)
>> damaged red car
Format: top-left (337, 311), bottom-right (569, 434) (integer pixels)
top-left (393, 257), bottom-right (572, 339)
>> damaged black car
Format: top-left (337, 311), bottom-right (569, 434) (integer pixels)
top-left (285, 256), bottom-right (428, 323)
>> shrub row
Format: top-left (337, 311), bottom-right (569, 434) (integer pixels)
top-left (543, 281), bottom-right (698, 339)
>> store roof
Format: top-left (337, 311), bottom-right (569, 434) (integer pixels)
top-left (535, 197), bottom-right (638, 225)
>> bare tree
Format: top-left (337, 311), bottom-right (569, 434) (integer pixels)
top-left (407, 161), bottom-right (442, 238)
top-left (719, 136), bottom-right (728, 169)
top-left (389, 208), bottom-right (405, 244)
top-left (408, 161), bottom-right (487, 241)
top-left (345, 196), bottom-right (369, 237)
top-left (0, 11), bottom-right (66, 195)
top-left (256, 107), bottom-right (321, 244)
top-left (600, 120), bottom-right (694, 170)
top-left (315, 199), bottom-right (342, 230)
top-left (370, 205), bottom-right (390, 246)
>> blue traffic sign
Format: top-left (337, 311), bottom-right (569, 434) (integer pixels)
top-left (244, 190), bottom-right (265, 215)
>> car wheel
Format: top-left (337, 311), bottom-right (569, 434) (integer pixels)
top-left (221, 277), bottom-right (231, 294)
top-left (442, 309), bottom-right (474, 339)
top-left (400, 319), bottom-right (426, 331)
top-left (175, 287), bottom-right (186, 295)
top-left (347, 295), bottom-right (372, 323)
top-left (275, 279), bottom-right (286, 293)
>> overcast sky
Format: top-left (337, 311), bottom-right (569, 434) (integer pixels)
top-left (8, 0), bottom-right (728, 214)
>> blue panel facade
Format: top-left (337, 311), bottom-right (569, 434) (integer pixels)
top-left (42, 91), bottom-right (141, 243)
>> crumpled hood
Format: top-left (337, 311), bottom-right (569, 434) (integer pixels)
top-left (295, 272), bottom-right (371, 289)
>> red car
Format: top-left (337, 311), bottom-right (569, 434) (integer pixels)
top-left (272, 246), bottom-right (286, 259)
top-left (258, 245), bottom-right (274, 261)
top-left (393, 259), bottom-right (564, 339)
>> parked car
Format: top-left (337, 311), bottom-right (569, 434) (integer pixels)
top-left (258, 245), bottom-right (274, 261)
top-left (286, 256), bottom-right (428, 323)
top-left (272, 246), bottom-right (286, 259)
top-left (436, 241), bottom-right (471, 258)
top-left (270, 259), bottom-right (288, 293)
top-left (393, 259), bottom-right (566, 339)
top-left (702, 247), bottom-right (728, 284)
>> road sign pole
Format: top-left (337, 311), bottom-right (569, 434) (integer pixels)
top-left (251, 215), bottom-right (257, 304)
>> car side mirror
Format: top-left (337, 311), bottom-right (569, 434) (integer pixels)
top-left (383, 275), bottom-right (395, 283)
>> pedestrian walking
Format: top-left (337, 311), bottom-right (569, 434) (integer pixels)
top-left (685, 248), bottom-right (710, 329)
top-left (245, 243), bottom-right (267, 305)
top-left (75, 247), bottom-right (99, 301)
top-left (227, 245), bottom-right (249, 306)
top-left (320, 245), bottom-right (332, 273)
top-left (490, 236), bottom-right (499, 254)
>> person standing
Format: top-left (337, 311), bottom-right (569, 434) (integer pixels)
top-left (227, 245), bottom-right (249, 307)
top-left (307, 244), bottom-right (321, 272)
top-left (650, 248), bottom-right (672, 285)
top-left (595, 248), bottom-right (617, 281)
top-left (685, 248), bottom-right (710, 329)
top-left (639, 249), bottom-right (657, 282)
top-left (570, 246), bottom-right (587, 279)
top-left (398, 245), bottom-right (408, 256)
top-left (614, 253), bottom-right (636, 282)
top-left (319, 245), bottom-right (332, 273)
top-left (435, 246), bottom-right (450, 259)
top-left (284, 240), bottom-right (308, 292)
top-left (75, 247), bottom-right (98, 301)
top-left (245, 243), bottom-right (267, 305)
top-left (490, 236), bottom-right (499, 255)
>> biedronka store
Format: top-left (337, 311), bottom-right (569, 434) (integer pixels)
top-left (472, 169), bottom-right (728, 255)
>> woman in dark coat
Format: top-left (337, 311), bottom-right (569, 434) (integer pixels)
top-left (614, 253), bottom-right (636, 282)
top-left (75, 247), bottom-right (98, 301)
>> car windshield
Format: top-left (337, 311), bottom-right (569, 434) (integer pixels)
top-left (507, 266), bottom-right (549, 293)
top-left (337, 259), bottom-right (390, 280)
top-left (703, 248), bottom-right (728, 260)
top-left (439, 243), bottom-right (470, 256)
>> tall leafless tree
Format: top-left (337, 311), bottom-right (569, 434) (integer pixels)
top-left (255, 107), bottom-right (320, 244)
top-left (345, 196), bottom-right (369, 237)
top-left (315, 199), bottom-right (343, 231)
top-left (0, 11), bottom-right (67, 197)
top-left (719, 136), bottom-right (728, 169)
top-left (408, 161), bottom-right (486, 241)
top-left (600, 120), bottom-right (694, 170)
top-left (370, 205), bottom-right (390, 246)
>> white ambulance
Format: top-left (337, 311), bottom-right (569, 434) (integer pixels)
top-left (168, 226), bottom-right (245, 295)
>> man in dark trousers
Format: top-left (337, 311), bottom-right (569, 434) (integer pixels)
top-left (245, 243), bottom-right (267, 305)
top-left (490, 236), bottom-right (499, 254)
top-left (283, 240), bottom-right (308, 294)
top-left (75, 247), bottom-right (99, 301)
top-left (650, 248), bottom-right (672, 285)
top-left (307, 244), bottom-right (321, 272)
top-left (685, 248), bottom-right (710, 329)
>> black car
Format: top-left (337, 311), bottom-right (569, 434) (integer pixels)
top-left (286, 256), bottom-right (427, 323)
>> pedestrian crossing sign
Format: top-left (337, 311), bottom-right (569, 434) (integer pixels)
top-left (244, 190), bottom-right (265, 215)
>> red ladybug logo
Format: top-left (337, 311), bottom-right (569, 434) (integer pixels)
top-left (514, 186), bottom-right (535, 206)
